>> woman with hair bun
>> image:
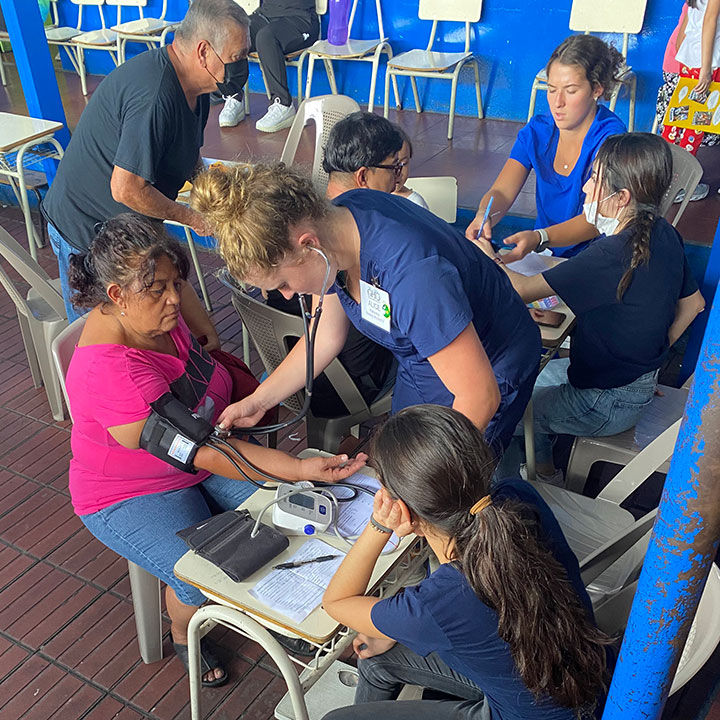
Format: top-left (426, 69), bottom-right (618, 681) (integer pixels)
top-left (466, 35), bottom-right (627, 260)
top-left (64, 214), bottom-right (366, 687)
top-left (321, 404), bottom-right (613, 720)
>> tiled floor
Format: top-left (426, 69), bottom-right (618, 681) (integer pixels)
top-left (1, 55), bottom-right (719, 720)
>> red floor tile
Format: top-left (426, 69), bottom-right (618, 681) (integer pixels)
top-left (16, 669), bottom-right (87, 720)
top-left (46, 682), bottom-right (105, 720)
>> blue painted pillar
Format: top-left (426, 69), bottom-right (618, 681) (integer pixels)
top-left (602, 282), bottom-right (720, 717)
top-left (680, 217), bottom-right (720, 386)
top-left (0, 0), bottom-right (70, 164)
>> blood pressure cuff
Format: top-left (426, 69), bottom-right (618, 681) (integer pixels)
top-left (177, 509), bottom-right (290, 582)
top-left (139, 392), bottom-right (214, 473)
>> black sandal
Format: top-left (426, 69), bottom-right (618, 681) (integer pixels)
top-left (173, 637), bottom-right (229, 688)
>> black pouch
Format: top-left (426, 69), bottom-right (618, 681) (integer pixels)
top-left (177, 509), bottom-right (289, 582)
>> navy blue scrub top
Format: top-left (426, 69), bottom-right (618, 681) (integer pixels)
top-left (331, 191), bottom-right (541, 442)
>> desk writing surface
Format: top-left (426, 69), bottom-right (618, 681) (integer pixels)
top-left (0, 113), bottom-right (64, 153)
top-left (174, 476), bottom-right (417, 644)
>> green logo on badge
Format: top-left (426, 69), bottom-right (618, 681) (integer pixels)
top-left (382, 303), bottom-right (391, 318)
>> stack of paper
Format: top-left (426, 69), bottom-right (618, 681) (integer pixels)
top-left (249, 538), bottom-right (345, 623)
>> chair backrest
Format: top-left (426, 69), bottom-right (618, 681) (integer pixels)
top-left (280, 94), bottom-right (361, 194)
top-left (348, 0), bottom-right (386, 41)
top-left (659, 143), bottom-right (703, 226)
top-left (569, 0), bottom-right (647, 56)
top-left (224, 277), bottom-right (370, 417)
top-left (71, 0), bottom-right (107, 31)
top-left (51, 316), bottom-right (87, 422)
top-left (419, 0), bottom-right (482, 53)
top-left (404, 176), bottom-right (458, 223)
top-left (0, 226), bottom-right (66, 319)
top-left (106, 0), bottom-right (146, 25)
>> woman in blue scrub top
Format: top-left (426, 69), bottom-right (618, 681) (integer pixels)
top-left (191, 163), bottom-right (542, 452)
top-left (466, 35), bottom-right (626, 259)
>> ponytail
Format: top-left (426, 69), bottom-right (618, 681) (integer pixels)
top-left (616, 207), bottom-right (654, 300)
top-left (371, 406), bottom-right (612, 713)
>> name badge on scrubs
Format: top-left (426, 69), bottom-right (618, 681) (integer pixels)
top-left (360, 279), bottom-right (391, 333)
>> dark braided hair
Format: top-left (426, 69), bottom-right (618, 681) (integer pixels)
top-left (68, 213), bottom-right (189, 309)
top-left (370, 405), bottom-right (613, 714)
top-left (592, 133), bottom-right (672, 300)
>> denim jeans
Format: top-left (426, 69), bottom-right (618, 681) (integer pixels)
top-left (498, 358), bottom-right (658, 475)
top-left (322, 643), bottom-right (491, 720)
top-left (80, 474), bottom-right (256, 606)
top-left (48, 222), bottom-right (82, 323)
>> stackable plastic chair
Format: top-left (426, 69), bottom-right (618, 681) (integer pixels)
top-left (526, 0), bottom-right (648, 131)
top-left (109, 0), bottom-right (180, 64)
top-left (405, 176), bottom-right (458, 223)
top-left (0, 225), bottom-right (67, 421)
top-left (223, 275), bottom-right (393, 452)
top-left (659, 143), bottom-right (704, 227)
top-left (304, 0), bottom-right (400, 113)
top-left (280, 94), bottom-right (361, 195)
top-left (51, 317), bottom-right (164, 665)
top-left (383, 0), bottom-right (484, 140)
top-left (564, 383), bottom-right (690, 494)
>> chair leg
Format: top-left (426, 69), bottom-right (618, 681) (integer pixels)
top-left (527, 81), bottom-right (539, 122)
top-left (77, 47), bottom-right (88, 96)
top-left (243, 79), bottom-right (251, 115)
top-left (387, 48), bottom-right (401, 108)
top-left (323, 58), bottom-right (338, 95)
top-left (183, 227), bottom-right (212, 312)
top-left (628, 75), bottom-right (637, 132)
top-left (383, 67), bottom-right (391, 118)
top-left (448, 67), bottom-right (462, 140)
top-left (295, 57), bottom-right (304, 104)
top-left (127, 560), bottom-right (164, 664)
top-left (608, 84), bottom-right (619, 114)
top-left (410, 76), bottom-right (421, 113)
top-left (29, 322), bottom-right (65, 421)
top-left (367, 46), bottom-right (383, 113)
top-left (473, 59), bottom-right (484, 119)
top-left (0, 52), bottom-right (6, 86)
top-left (305, 54), bottom-right (316, 99)
top-left (18, 313), bottom-right (42, 387)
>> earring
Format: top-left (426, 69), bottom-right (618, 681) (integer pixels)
top-left (120, 310), bottom-right (126, 317)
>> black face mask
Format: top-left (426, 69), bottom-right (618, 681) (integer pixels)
top-left (215, 58), bottom-right (249, 97)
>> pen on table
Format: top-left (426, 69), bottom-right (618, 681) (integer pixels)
top-left (273, 554), bottom-right (342, 570)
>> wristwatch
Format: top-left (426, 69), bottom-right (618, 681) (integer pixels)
top-left (534, 228), bottom-right (551, 253)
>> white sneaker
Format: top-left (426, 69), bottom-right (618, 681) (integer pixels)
top-left (219, 95), bottom-right (245, 128)
top-left (519, 464), bottom-right (565, 487)
top-left (256, 98), bottom-right (296, 133)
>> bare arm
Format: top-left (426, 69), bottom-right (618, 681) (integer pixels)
top-left (697, 0), bottom-right (720, 94)
top-left (427, 323), bottom-right (501, 431)
top-left (500, 265), bottom-right (556, 304)
top-left (107, 417), bottom-right (367, 483)
top-left (500, 214), bottom-right (599, 263)
top-left (180, 280), bottom-right (220, 351)
top-left (110, 166), bottom-right (211, 235)
top-left (668, 290), bottom-right (705, 346)
top-left (217, 292), bottom-right (351, 428)
top-left (465, 159), bottom-right (530, 242)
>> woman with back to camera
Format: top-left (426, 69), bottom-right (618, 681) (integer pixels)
top-left (477, 133), bottom-right (705, 483)
top-left (64, 214), bottom-right (366, 687)
top-left (191, 164), bottom-right (541, 454)
top-left (465, 34), bottom-right (626, 260)
top-left (321, 404), bottom-right (613, 720)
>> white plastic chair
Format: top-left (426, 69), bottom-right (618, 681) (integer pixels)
top-left (280, 94), bottom-right (361, 195)
top-left (70, 0), bottom-right (121, 96)
top-left (0, 225), bottom-right (67, 421)
top-left (526, 0), bottom-right (648, 131)
top-left (383, 0), bottom-right (484, 140)
top-left (304, 0), bottom-right (400, 114)
top-left (659, 143), bottom-right (704, 227)
top-left (51, 317), bottom-right (164, 665)
top-left (565, 384), bottom-right (689, 494)
top-left (404, 176), bottom-right (458, 223)
top-left (532, 418), bottom-right (681, 606)
top-left (108, 0), bottom-right (179, 64)
top-left (45, 0), bottom-right (93, 86)
top-left (245, 0), bottom-right (328, 106)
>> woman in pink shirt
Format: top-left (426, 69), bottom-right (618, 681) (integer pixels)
top-left (66, 214), bottom-right (366, 687)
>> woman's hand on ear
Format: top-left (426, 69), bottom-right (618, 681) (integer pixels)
top-left (373, 488), bottom-right (414, 537)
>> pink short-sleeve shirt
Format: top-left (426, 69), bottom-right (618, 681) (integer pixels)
top-left (67, 317), bottom-right (232, 515)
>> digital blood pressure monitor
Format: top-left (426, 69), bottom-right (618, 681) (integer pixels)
top-left (272, 483), bottom-right (333, 536)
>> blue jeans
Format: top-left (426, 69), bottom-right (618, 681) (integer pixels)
top-left (48, 222), bottom-right (82, 323)
top-left (80, 474), bottom-right (256, 606)
top-left (498, 358), bottom-right (657, 474)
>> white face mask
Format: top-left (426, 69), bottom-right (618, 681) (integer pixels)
top-left (583, 191), bottom-right (620, 236)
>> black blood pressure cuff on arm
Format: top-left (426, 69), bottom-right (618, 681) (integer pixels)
top-left (139, 392), bottom-right (214, 473)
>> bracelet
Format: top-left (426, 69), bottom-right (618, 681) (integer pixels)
top-left (370, 515), bottom-right (392, 534)
top-left (534, 228), bottom-right (550, 253)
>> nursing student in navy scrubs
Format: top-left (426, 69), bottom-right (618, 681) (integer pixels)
top-left (190, 163), bottom-right (541, 452)
top-left (466, 35), bottom-right (626, 260)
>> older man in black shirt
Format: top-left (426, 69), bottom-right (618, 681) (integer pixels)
top-left (43, 0), bottom-right (249, 323)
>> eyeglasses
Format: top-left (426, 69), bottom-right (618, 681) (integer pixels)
top-left (369, 161), bottom-right (408, 177)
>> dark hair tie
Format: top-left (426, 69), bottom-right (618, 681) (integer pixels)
top-left (83, 254), bottom-right (95, 277)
